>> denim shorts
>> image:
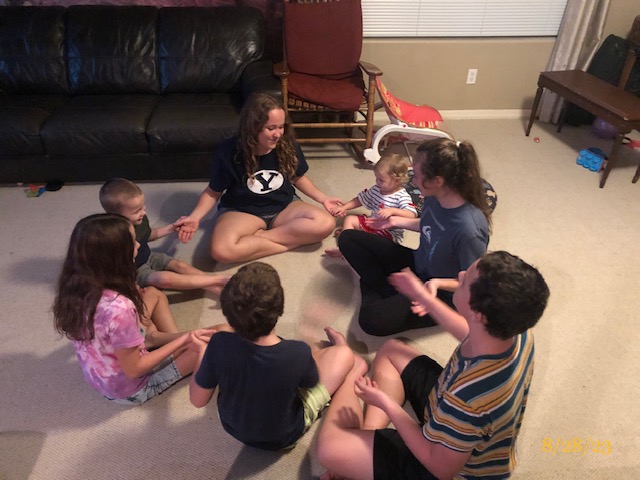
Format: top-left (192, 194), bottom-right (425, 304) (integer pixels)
top-left (214, 195), bottom-right (301, 230)
top-left (108, 356), bottom-right (183, 406)
top-left (136, 251), bottom-right (173, 287)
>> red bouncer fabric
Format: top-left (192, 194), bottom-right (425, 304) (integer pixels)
top-left (377, 78), bottom-right (443, 128)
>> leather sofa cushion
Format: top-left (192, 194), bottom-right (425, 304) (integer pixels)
top-left (147, 93), bottom-right (239, 154)
top-left (41, 95), bottom-right (159, 155)
top-left (66, 6), bottom-right (159, 95)
top-left (0, 7), bottom-right (69, 94)
top-left (158, 7), bottom-right (265, 93)
top-left (0, 95), bottom-right (70, 155)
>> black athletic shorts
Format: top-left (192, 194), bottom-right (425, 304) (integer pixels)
top-left (373, 355), bottom-right (443, 480)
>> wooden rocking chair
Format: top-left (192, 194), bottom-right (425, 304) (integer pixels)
top-left (273, 0), bottom-right (382, 161)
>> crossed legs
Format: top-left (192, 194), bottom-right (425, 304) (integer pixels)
top-left (316, 339), bottom-right (423, 480)
top-left (146, 260), bottom-right (230, 294)
top-left (210, 201), bottom-right (335, 263)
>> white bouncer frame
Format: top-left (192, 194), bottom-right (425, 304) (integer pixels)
top-left (363, 120), bottom-right (454, 165)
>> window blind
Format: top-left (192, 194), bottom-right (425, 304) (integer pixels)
top-left (362, 0), bottom-right (569, 37)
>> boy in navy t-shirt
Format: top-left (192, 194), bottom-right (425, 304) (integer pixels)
top-left (189, 262), bottom-right (360, 450)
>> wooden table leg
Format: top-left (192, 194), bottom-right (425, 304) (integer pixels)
top-left (526, 86), bottom-right (544, 136)
top-left (599, 133), bottom-right (625, 188)
top-left (556, 100), bottom-right (567, 133)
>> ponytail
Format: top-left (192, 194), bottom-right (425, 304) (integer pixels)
top-left (414, 138), bottom-right (492, 231)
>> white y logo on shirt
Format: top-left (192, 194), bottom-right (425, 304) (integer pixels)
top-left (248, 170), bottom-right (284, 194)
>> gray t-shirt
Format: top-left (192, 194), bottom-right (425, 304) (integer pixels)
top-left (413, 196), bottom-right (489, 281)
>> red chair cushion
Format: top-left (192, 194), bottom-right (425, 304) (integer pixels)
top-left (288, 72), bottom-right (365, 110)
top-left (284, 0), bottom-right (362, 76)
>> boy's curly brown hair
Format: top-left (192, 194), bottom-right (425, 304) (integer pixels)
top-left (220, 262), bottom-right (284, 341)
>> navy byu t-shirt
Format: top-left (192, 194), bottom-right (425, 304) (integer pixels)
top-left (208, 137), bottom-right (308, 216)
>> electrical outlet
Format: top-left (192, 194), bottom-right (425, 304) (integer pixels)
top-left (466, 68), bottom-right (478, 85)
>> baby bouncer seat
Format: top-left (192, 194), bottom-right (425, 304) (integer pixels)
top-left (363, 78), bottom-right (454, 164)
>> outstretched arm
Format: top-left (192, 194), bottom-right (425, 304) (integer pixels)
top-left (426, 278), bottom-right (459, 294)
top-left (376, 207), bottom-right (417, 220)
top-left (149, 223), bottom-right (177, 242)
top-left (293, 175), bottom-right (343, 213)
top-left (189, 335), bottom-right (216, 408)
top-left (388, 268), bottom-right (469, 341)
top-left (115, 332), bottom-right (191, 378)
top-left (332, 197), bottom-right (362, 217)
top-left (365, 215), bottom-right (420, 232)
top-left (174, 186), bottom-right (222, 243)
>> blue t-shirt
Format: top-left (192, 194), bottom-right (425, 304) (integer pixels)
top-left (208, 137), bottom-right (308, 216)
top-left (413, 197), bottom-right (489, 281)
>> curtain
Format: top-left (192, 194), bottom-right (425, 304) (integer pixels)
top-left (538, 0), bottom-right (611, 123)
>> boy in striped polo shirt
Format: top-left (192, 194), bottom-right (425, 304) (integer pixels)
top-left (317, 251), bottom-right (549, 480)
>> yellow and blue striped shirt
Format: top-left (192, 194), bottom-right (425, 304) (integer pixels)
top-left (424, 331), bottom-right (534, 479)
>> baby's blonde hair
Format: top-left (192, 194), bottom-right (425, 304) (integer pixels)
top-left (99, 177), bottom-right (143, 214)
top-left (374, 153), bottom-right (409, 185)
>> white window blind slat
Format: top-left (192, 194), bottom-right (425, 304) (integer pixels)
top-left (362, 0), bottom-right (569, 38)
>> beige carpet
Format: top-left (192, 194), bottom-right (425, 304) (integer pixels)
top-left (1, 117), bottom-right (639, 479)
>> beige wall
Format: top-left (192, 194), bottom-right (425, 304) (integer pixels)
top-left (362, 0), bottom-right (638, 111)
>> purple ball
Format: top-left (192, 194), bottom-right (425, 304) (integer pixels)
top-left (591, 117), bottom-right (617, 140)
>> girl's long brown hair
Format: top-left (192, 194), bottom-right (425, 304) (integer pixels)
top-left (53, 214), bottom-right (144, 341)
top-left (236, 92), bottom-right (299, 181)
top-left (414, 138), bottom-right (492, 231)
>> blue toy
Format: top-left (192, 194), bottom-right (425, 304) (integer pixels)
top-left (576, 148), bottom-right (607, 172)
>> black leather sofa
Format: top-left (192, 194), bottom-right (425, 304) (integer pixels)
top-left (0, 5), bottom-right (280, 184)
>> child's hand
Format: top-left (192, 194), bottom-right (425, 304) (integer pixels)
top-left (331, 205), bottom-right (348, 217)
top-left (202, 323), bottom-right (234, 334)
top-left (424, 279), bottom-right (439, 297)
top-left (407, 279), bottom-right (439, 317)
top-left (388, 268), bottom-right (427, 302)
top-left (322, 197), bottom-right (343, 214)
top-left (191, 328), bottom-right (218, 343)
top-left (187, 331), bottom-right (209, 352)
top-left (376, 208), bottom-right (393, 220)
top-left (174, 216), bottom-right (198, 243)
top-left (354, 376), bottom-right (389, 410)
top-left (410, 300), bottom-right (429, 317)
top-left (158, 223), bottom-right (177, 238)
top-left (364, 216), bottom-right (394, 231)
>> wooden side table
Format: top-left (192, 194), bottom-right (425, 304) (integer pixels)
top-left (525, 70), bottom-right (640, 188)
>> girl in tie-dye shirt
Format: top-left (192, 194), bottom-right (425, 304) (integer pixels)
top-left (53, 213), bottom-right (223, 404)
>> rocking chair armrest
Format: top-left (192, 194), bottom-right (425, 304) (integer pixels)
top-left (359, 60), bottom-right (383, 77)
top-left (273, 61), bottom-right (290, 78)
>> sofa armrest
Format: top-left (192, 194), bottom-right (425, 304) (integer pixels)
top-left (241, 60), bottom-right (282, 102)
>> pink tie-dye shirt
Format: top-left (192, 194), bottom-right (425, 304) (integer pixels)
top-left (73, 290), bottom-right (149, 399)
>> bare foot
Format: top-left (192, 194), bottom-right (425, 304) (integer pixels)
top-left (204, 275), bottom-right (231, 295)
top-left (323, 247), bottom-right (343, 258)
top-left (324, 326), bottom-right (347, 346)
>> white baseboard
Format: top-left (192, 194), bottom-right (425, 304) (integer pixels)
top-left (440, 109), bottom-right (530, 120)
top-left (374, 109), bottom-right (530, 125)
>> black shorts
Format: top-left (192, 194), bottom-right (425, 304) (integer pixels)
top-left (373, 355), bottom-right (443, 480)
